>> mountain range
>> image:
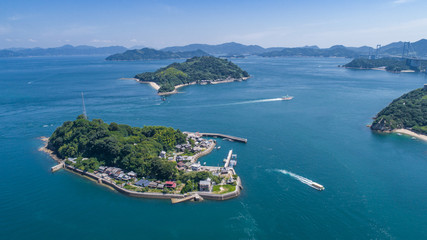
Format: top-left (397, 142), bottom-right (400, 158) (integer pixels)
top-left (1, 39), bottom-right (427, 58)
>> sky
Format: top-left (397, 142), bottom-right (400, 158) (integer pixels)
top-left (1, 0), bottom-right (426, 49)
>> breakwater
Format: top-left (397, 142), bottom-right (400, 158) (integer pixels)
top-left (200, 133), bottom-right (248, 143)
top-left (184, 131), bottom-right (247, 143)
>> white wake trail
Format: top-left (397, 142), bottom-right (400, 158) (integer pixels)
top-left (278, 169), bottom-right (314, 185)
top-left (224, 98), bottom-right (283, 106)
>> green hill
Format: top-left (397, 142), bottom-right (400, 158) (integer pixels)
top-left (134, 56), bottom-right (249, 93)
top-left (258, 45), bottom-right (358, 58)
top-left (47, 115), bottom-right (187, 180)
top-left (343, 57), bottom-right (413, 72)
top-left (371, 87), bottom-right (427, 135)
top-left (105, 48), bottom-right (210, 61)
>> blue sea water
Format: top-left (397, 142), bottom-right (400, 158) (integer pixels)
top-left (0, 56), bottom-right (426, 239)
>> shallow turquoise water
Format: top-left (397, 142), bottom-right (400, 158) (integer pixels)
top-left (1, 56), bottom-right (426, 239)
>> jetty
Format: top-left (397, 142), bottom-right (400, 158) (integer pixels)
top-left (171, 194), bottom-right (203, 204)
top-left (224, 150), bottom-right (233, 168)
top-left (194, 132), bottom-right (247, 143)
top-left (51, 162), bottom-right (64, 172)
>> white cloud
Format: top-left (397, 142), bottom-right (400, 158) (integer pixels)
top-left (0, 25), bottom-right (10, 35)
top-left (8, 15), bottom-right (23, 21)
top-left (393, 0), bottom-right (414, 4)
top-left (28, 38), bottom-right (37, 42)
top-left (91, 39), bottom-right (113, 43)
top-left (130, 39), bottom-right (138, 43)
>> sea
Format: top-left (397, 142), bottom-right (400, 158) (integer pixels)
top-left (0, 55), bottom-right (426, 239)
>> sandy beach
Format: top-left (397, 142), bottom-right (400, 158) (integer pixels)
top-left (135, 77), bottom-right (250, 95)
top-left (393, 129), bottom-right (427, 142)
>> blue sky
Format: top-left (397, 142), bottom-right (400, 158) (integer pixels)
top-left (1, 0), bottom-right (426, 48)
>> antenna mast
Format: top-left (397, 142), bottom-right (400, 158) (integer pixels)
top-left (81, 92), bottom-right (87, 119)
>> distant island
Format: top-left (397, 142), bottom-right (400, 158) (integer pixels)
top-left (134, 56), bottom-right (250, 94)
top-left (0, 45), bottom-right (127, 57)
top-left (258, 45), bottom-right (359, 58)
top-left (105, 48), bottom-right (210, 61)
top-left (371, 85), bottom-right (427, 140)
top-left (40, 115), bottom-right (243, 202)
top-left (343, 57), bottom-right (427, 72)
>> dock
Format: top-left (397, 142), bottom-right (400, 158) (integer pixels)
top-left (224, 150), bottom-right (233, 168)
top-left (198, 133), bottom-right (247, 143)
top-left (51, 162), bottom-right (64, 172)
top-left (171, 194), bottom-right (203, 204)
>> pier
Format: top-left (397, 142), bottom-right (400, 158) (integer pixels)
top-left (198, 133), bottom-right (247, 143)
top-left (171, 194), bottom-right (203, 204)
top-left (51, 162), bottom-right (64, 172)
top-left (224, 150), bottom-right (233, 168)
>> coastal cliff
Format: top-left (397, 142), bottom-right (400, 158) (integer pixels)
top-left (371, 87), bottom-right (427, 135)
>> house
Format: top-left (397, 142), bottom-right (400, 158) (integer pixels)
top-left (191, 162), bottom-right (201, 171)
top-left (177, 161), bottom-right (186, 169)
top-left (157, 184), bottom-right (164, 189)
top-left (117, 173), bottom-right (125, 180)
top-left (148, 182), bottom-right (158, 188)
top-left (159, 151), bottom-right (166, 159)
top-left (127, 171), bottom-right (137, 178)
top-left (164, 181), bottom-right (176, 188)
top-left (67, 158), bottom-right (77, 164)
top-left (199, 178), bottom-right (212, 192)
top-left (121, 175), bottom-right (131, 181)
top-left (98, 166), bottom-right (107, 173)
top-left (135, 179), bottom-right (151, 187)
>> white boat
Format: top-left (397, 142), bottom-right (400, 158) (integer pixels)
top-left (310, 182), bottom-right (325, 191)
top-left (282, 95), bottom-right (294, 100)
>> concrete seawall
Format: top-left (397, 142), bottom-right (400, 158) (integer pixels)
top-left (192, 140), bottom-right (216, 163)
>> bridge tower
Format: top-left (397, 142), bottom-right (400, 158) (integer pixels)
top-left (375, 44), bottom-right (381, 59)
top-left (81, 92), bottom-right (87, 119)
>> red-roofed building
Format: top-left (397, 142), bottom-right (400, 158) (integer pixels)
top-left (165, 181), bottom-right (176, 188)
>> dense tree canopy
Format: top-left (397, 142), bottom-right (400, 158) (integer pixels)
top-left (105, 48), bottom-right (210, 61)
top-left (47, 116), bottom-right (186, 180)
top-left (135, 56), bottom-right (249, 93)
top-left (371, 88), bottom-right (427, 134)
top-left (343, 57), bottom-right (427, 72)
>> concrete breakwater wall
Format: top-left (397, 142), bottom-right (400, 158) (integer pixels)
top-left (199, 177), bottom-right (242, 201)
top-left (192, 140), bottom-right (216, 163)
top-left (65, 165), bottom-right (184, 200)
top-left (200, 133), bottom-right (247, 143)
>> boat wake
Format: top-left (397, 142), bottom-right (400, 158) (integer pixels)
top-left (220, 98), bottom-right (283, 106)
top-left (277, 169), bottom-right (324, 191)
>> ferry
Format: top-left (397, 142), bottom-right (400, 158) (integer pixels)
top-left (310, 182), bottom-right (325, 191)
top-left (282, 95), bottom-right (294, 100)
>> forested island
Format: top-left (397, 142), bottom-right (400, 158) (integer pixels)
top-left (106, 48), bottom-right (210, 61)
top-left (343, 57), bottom-right (427, 72)
top-left (258, 45), bottom-right (359, 58)
top-left (371, 86), bottom-right (427, 136)
top-left (43, 116), bottom-right (242, 200)
top-left (134, 56), bottom-right (250, 94)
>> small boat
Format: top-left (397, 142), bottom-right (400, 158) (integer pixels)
top-left (310, 182), bottom-right (325, 191)
top-left (282, 95), bottom-right (294, 100)
top-left (161, 96), bottom-right (166, 101)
